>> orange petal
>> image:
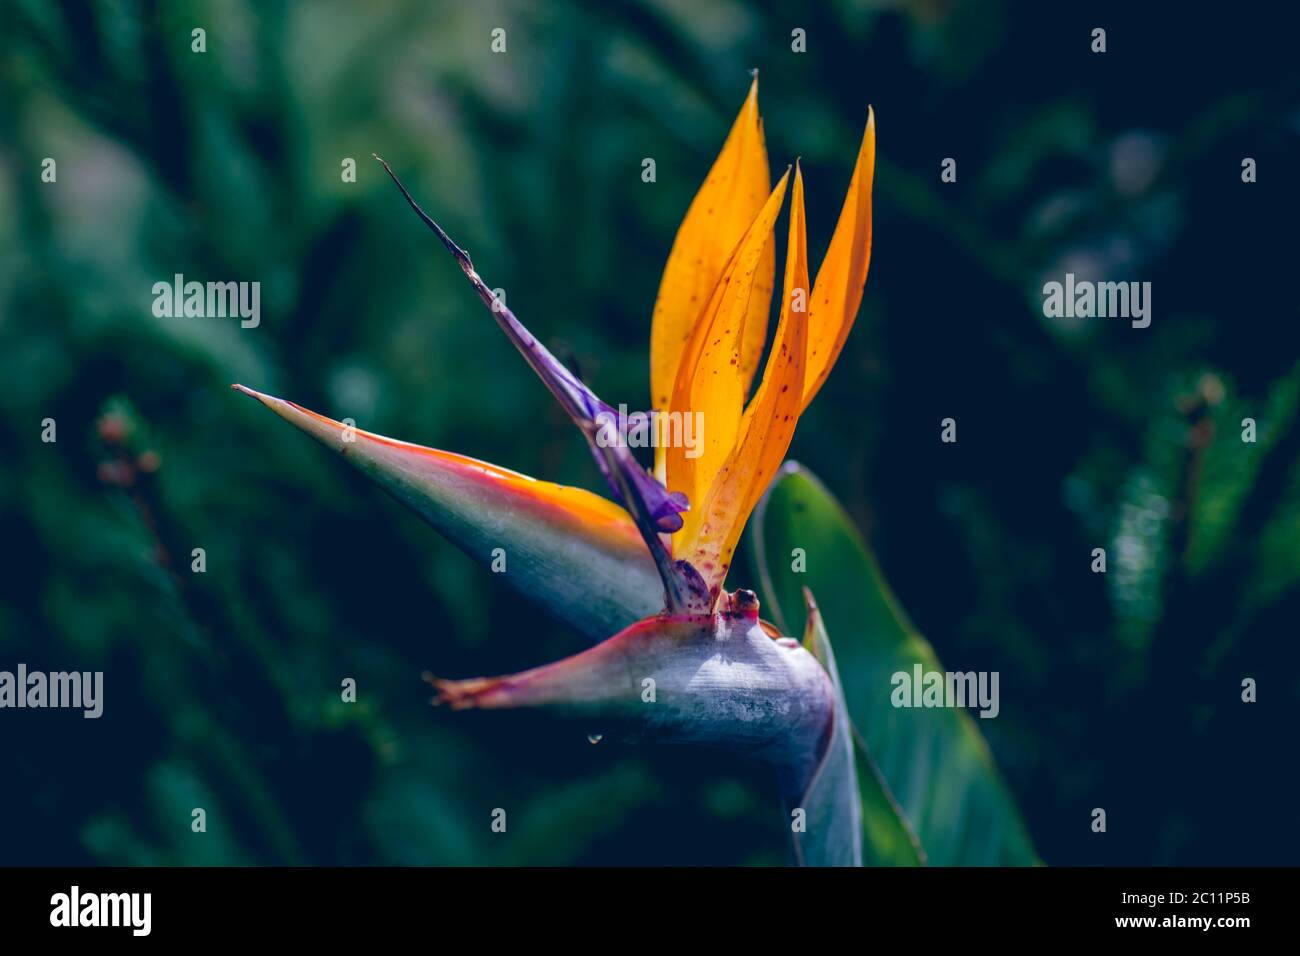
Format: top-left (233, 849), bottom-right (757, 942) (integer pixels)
top-left (736, 127), bottom-right (778, 396)
top-left (803, 108), bottom-right (875, 410)
top-left (665, 169), bottom-right (791, 540)
top-left (650, 75), bottom-right (773, 475)
top-left (680, 164), bottom-right (809, 594)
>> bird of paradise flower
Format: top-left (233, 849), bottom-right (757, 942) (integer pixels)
top-left (234, 77), bottom-right (874, 865)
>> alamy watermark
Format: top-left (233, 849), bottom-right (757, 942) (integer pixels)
top-left (0, 664), bottom-right (103, 718)
top-left (595, 405), bottom-right (703, 458)
top-left (1043, 273), bottom-right (1151, 328)
top-left (152, 273), bottom-right (260, 328)
top-left (891, 664), bottom-right (999, 719)
top-left (50, 886), bottom-right (150, 936)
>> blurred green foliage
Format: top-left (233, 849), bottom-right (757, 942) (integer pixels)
top-left (1, 0), bottom-right (1297, 864)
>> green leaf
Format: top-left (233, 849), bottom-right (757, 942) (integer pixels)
top-left (751, 462), bottom-right (1038, 865)
top-left (799, 587), bottom-right (915, 866)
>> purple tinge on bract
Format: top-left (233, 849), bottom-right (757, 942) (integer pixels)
top-left (489, 296), bottom-right (689, 536)
top-left (373, 155), bottom-right (689, 539)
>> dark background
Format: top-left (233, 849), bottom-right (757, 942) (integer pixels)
top-left (1, 0), bottom-right (1297, 865)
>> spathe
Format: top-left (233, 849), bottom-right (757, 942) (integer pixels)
top-left (232, 385), bottom-right (662, 641)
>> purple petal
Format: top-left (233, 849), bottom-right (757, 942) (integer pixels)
top-left (375, 157), bottom-right (698, 606)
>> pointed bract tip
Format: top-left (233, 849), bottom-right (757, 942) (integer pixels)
top-left (376, 157), bottom-right (472, 268)
top-left (428, 675), bottom-right (501, 711)
top-left (231, 383), bottom-right (274, 406)
top-left (421, 671), bottom-right (455, 707)
top-left (802, 585), bottom-right (820, 617)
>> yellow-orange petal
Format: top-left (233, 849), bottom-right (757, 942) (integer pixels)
top-left (650, 75), bottom-right (773, 471)
top-left (803, 108), bottom-right (875, 410)
top-left (736, 121), bottom-right (777, 396)
top-left (666, 169), bottom-right (791, 540)
top-left (679, 164), bottom-right (809, 595)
